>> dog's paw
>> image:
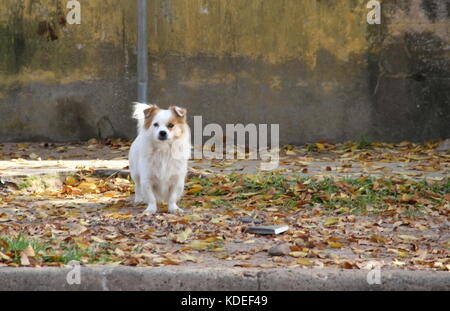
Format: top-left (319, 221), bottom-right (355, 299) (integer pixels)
top-left (144, 205), bottom-right (157, 214)
top-left (168, 204), bottom-right (184, 214)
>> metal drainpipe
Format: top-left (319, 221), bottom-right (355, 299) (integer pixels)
top-left (137, 0), bottom-right (148, 103)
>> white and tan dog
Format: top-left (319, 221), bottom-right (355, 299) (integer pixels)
top-left (129, 103), bottom-right (191, 214)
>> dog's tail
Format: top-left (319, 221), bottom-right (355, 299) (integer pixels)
top-left (132, 102), bottom-right (151, 134)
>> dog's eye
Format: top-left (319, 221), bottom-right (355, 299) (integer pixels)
top-left (167, 123), bottom-right (174, 129)
top-left (153, 123), bottom-right (159, 127)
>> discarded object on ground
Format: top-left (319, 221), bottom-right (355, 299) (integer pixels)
top-left (247, 225), bottom-right (289, 235)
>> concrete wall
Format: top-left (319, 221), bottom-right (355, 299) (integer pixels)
top-left (0, 0), bottom-right (449, 144)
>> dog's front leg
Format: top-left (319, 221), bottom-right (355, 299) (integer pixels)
top-left (143, 182), bottom-right (158, 214)
top-left (168, 182), bottom-right (184, 213)
top-left (133, 177), bottom-right (145, 204)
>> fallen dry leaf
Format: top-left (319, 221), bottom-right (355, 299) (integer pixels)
top-left (20, 252), bottom-right (30, 266)
top-left (297, 258), bottom-right (314, 266)
top-left (23, 245), bottom-right (35, 257)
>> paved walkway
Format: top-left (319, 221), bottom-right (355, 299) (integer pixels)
top-left (0, 140), bottom-right (448, 181)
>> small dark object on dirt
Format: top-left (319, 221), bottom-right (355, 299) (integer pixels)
top-left (268, 244), bottom-right (290, 256)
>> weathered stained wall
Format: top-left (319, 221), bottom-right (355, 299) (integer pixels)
top-left (0, 0), bottom-right (137, 141)
top-left (0, 0), bottom-right (449, 143)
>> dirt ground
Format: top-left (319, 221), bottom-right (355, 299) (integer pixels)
top-left (0, 139), bottom-right (449, 271)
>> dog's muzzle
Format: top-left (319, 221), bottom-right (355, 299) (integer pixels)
top-left (158, 130), bottom-right (168, 141)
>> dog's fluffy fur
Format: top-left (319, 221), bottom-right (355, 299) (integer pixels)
top-left (129, 103), bottom-right (191, 214)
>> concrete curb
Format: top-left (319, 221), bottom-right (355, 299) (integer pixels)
top-left (0, 267), bottom-right (448, 291)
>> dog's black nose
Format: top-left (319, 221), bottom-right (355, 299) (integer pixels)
top-left (158, 131), bottom-right (167, 140)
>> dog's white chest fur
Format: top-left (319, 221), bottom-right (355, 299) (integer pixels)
top-left (136, 139), bottom-right (188, 202)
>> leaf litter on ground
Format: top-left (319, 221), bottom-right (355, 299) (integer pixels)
top-left (0, 139), bottom-right (448, 270)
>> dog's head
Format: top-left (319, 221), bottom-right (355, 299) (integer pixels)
top-left (143, 105), bottom-right (188, 143)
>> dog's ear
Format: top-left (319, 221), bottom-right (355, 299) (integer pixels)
top-left (170, 106), bottom-right (187, 119)
top-left (143, 105), bottom-right (160, 129)
top-left (144, 105), bottom-right (159, 119)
